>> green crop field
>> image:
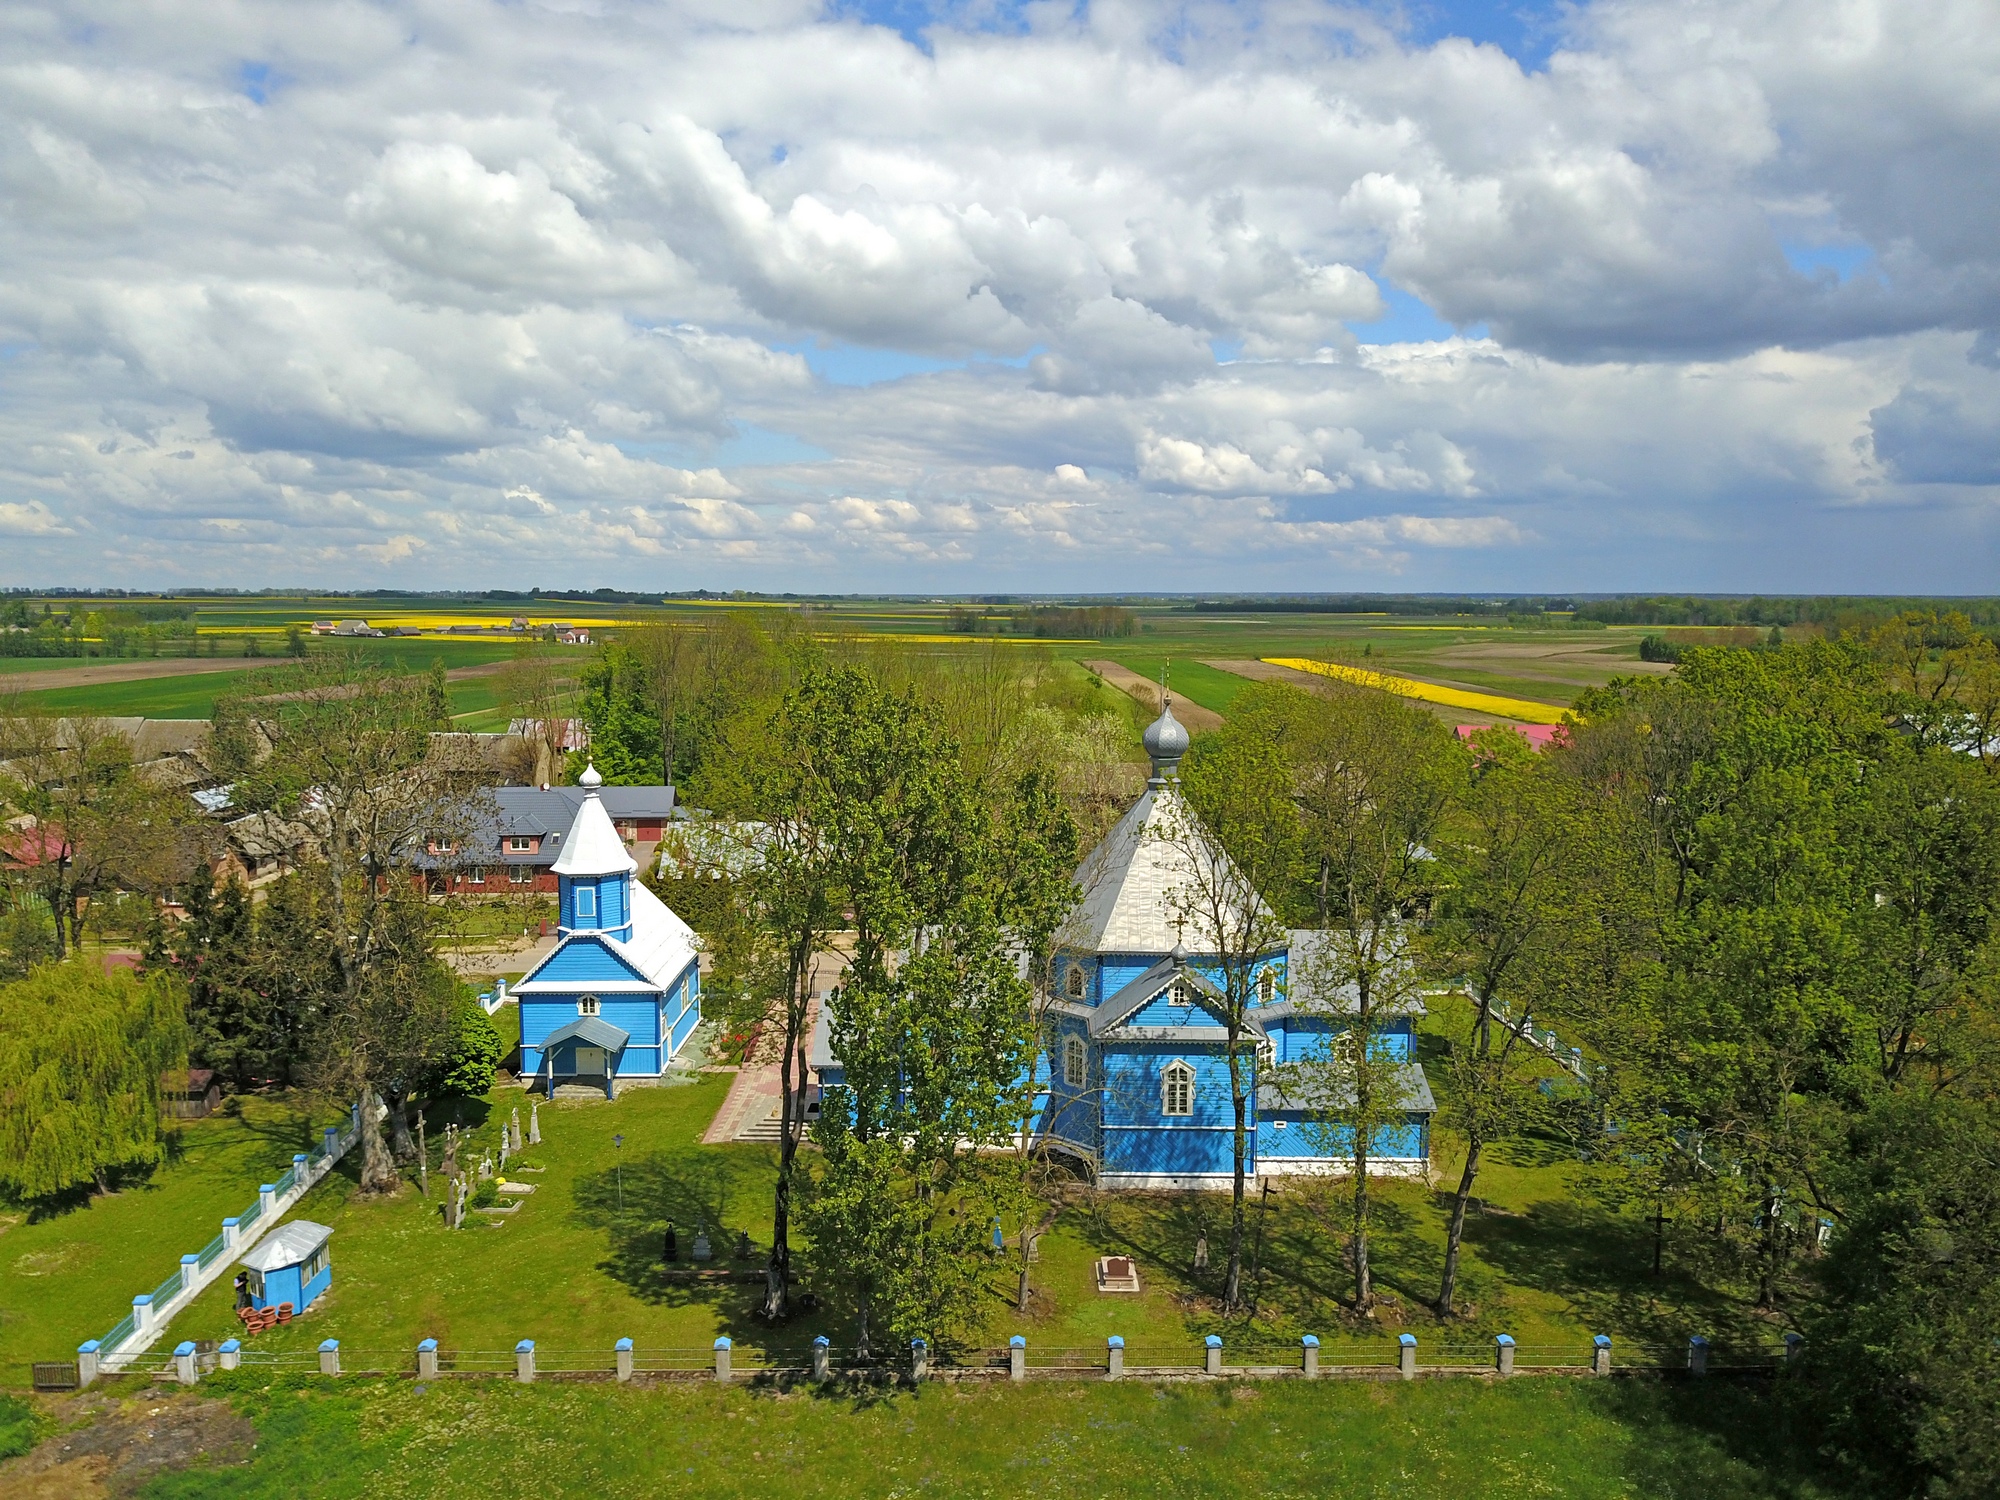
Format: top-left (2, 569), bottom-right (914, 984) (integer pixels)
top-left (3, 1371), bottom-right (1847, 1498)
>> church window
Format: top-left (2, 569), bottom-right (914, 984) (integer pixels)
top-left (1065, 965), bottom-right (1086, 1000)
top-left (578, 995), bottom-right (601, 1017)
top-left (1257, 1037), bottom-right (1276, 1069)
top-left (1162, 1060), bottom-right (1194, 1117)
top-left (1171, 979), bottom-right (1191, 1006)
top-left (575, 886), bottom-right (596, 918)
top-left (1064, 1035), bottom-right (1086, 1088)
top-left (1258, 969), bottom-right (1276, 1005)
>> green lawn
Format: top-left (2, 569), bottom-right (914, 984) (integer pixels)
top-left (0, 1097), bottom-right (341, 1382)
top-left (12, 1371), bottom-right (1844, 1498)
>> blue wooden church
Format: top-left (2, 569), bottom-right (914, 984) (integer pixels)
top-left (516, 765), bottom-right (702, 1096)
top-left (1036, 697), bottom-right (1434, 1187)
top-left (812, 696), bottom-right (1434, 1188)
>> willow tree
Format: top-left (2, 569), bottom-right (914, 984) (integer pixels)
top-left (0, 965), bottom-right (186, 1200)
top-left (213, 660), bottom-right (487, 1193)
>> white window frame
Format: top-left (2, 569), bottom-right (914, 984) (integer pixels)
top-left (1257, 969), bottom-right (1276, 1006)
top-left (578, 995), bottom-right (601, 1017)
top-left (1063, 1035), bottom-right (1086, 1089)
top-left (1065, 964), bottom-right (1086, 1000)
top-left (507, 835), bottom-right (534, 852)
top-left (1170, 979), bottom-right (1191, 1006)
top-left (575, 886), bottom-right (596, 919)
top-left (1161, 1060), bottom-right (1195, 1117)
top-left (462, 866), bottom-right (485, 885)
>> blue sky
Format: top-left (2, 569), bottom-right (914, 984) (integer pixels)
top-left (0, 0), bottom-right (1995, 592)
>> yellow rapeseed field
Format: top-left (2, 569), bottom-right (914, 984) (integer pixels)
top-left (1262, 657), bottom-right (1569, 724)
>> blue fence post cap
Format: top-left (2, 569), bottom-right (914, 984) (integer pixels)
top-left (1399, 1334), bottom-right (1417, 1348)
top-left (1689, 1334), bottom-right (1709, 1347)
top-left (714, 1337), bottom-right (732, 1351)
top-left (1495, 1334), bottom-right (1515, 1347)
top-left (1107, 1335), bottom-right (1125, 1349)
top-left (292, 1153), bottom-right (307, 1164)
top-left (174, 1341), bottom-right (196, 1356)
top-left (133, 1294), bottom-right (152, 1307)
top-left (180, 1253), bottom-right (199, 1266)
top-left (259, 1184), bottom-right (275, 1194)
top-left (219, 1339), bottom-right (240, 1354)
top-left (1594, 1334), bottom-right (1612, 1349)
top-left (615, 1338), bottom-right (633, 1352)
top-left (813, 1335), bottom-right (831, 1348)
top-left (911, 1337), bottom-right (927, 1349)
top-left (222, 1217), bottom-right (240, 1228)
top-left (418, 1338), bottom-right (438, 1352)
top-left (1009, 1335), bottom-right (1026, 1349)
top-left (1205, 1334), bottom-right (1223, 1349)
top-left (1301, 1335), bottom-right (1319, 1348)
top-left (78, 1340), bottom-right (101, 1355)
top-left (319, 1339), bottom-right (339, 1353)
top-left (516, 1339), bottom-right (534, 1353)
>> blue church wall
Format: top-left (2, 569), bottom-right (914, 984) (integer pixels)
top-left (1102, 1124), bottom-right (1240, 1177)
top-left (1123, 987), bottom-right (1229, 1030)
top-left (1098, 956), bottom-right (1155, 1001)
top-left (1255, 1114), bottom-right (1430, 1160)
top-left (561, 875), bottom-right (631, 933)
top-left (665, 968), bottom-right (702, 1054)
top-left (531, 939), bottom-right (648, 986)
top-left (1101, 1048), bottom-right (1244, 1131)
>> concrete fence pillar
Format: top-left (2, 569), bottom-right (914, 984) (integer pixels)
top-left (417, 1339), bottom-right (438, 1380)
top-left (132, 1294), bottom-right (153, 1337)
top-left (713, 1337), bottom-right (732, 1384)
top-left (221, 1217), bottom-right (241, 1254)
top-left (1495, 1335), bottom-right (1516, 1377)
top-left (812, 1336), bottom-right (831, 1382)
top-left (290, 1153), bottom-right (308, 1190)
top-left (1688, 1336), bottom-right (1710, 1377)
top-left (319, 1340), bottom-right (340, 1377)
top-left (1399, 1334), bottom-right (1417, 1381)
top-left (174, 1341), bottom-right (198, 1385)
top-left (1591, 1335), bottom-right (1612, 1377)
top-left (1009, 1335), bottom-right (1026, 1382)
top-left (218, 1339), bottom-right (240, 1372)
top-left (179, 1253), bottom-right (199, 1291)
top-left (910, 1339), bottom-right (929, 1382)
top-left (258, 1183), bottom-right (277, 1219)
top-left (1301, 1335), bottom-right (1319, 1379)
top-left (1205, 1335), bottom-right (1223, 1376)
top-left (515, 1340), bottom-right (536, 1383)
top-left (76, 1340), bottom-right (101, 1389)
top-left (1785, 1333), bottom-right (1805, 1367)
top-left (1107, 1336), bottom-right (1124, 1380)
top-left (323, 1125), bottom-right (339, 1158)
top-left (615, 1338), bottom-right (633, 1382)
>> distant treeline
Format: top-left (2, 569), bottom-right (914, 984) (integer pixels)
top-left (1577, 596), bottom-right (2000, 629)
top-left (947, 604), bottom-right (1137, 638)
top-left (1184, 596), bottom-right (1572, 616)
top-left (0, 599), bottom-right (201, 658)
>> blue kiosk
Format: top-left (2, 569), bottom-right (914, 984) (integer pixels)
top-left (239, 1221), bottom-right (333, 1313)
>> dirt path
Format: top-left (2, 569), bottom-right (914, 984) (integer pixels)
top-left (1082, 660), bottom-right (1225, 733)
top-left (1202, 658), bottom-right (1542, 729)
top-left (1, 1389), bottom-right (256, 1497)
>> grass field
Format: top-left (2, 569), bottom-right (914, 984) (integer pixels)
top-left (3, 1370), bottom-right (1849, 1499)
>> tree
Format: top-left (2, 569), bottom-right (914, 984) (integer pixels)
top-left (570, 644), bottom-right (663, 784)
top-left (0, 964), bottom-right (187, 1200)
top-left (428, 988), bottom-right (505, 1098)
top-left (1252, 681), bottom-right (1459, 1309)
top-left (1425, 729), bottom-right (1630, 1314)
top-left (498, 646), bottom-right (580, 785)
top-left (212, 660), bottom-right (487, 1192)
top-left (0, 713), bottom-right (200, 956)
top-left (144, 866), bottom-right (267, 1088)
top-left (1168, 706), bottom-right (1301, 1313)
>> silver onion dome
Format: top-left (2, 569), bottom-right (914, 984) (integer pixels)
top-left (1144, 694), bottom-right (1189, 780)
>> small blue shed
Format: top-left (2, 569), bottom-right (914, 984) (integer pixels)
top-left (239, 1221), bottom-right (333, 1313)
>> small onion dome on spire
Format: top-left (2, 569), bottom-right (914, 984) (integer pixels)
top-left (1170, 939), bottom-right (1189, 969)
top-left (1144, 696), bottom-right (1190, 781)
top-left (578, 762), bottom-right (603, 789)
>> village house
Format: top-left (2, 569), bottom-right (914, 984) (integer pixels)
top-left (413, 781), bottom-right (675, 895)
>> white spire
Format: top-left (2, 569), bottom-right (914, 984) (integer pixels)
top-left (552, 771), bottom-right (637, 877)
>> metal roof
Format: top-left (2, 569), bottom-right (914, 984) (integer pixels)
top-left (538, 1015), bottom-right (633, 1052)
top-left (239, 1219), bottom-right (332, 1271)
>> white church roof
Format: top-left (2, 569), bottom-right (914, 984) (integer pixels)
top-left (1066, 781), bottom-right (1267, 955)
top-left (551, 768), bottom-right (638, 878)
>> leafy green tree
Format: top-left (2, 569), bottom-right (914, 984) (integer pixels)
top-left (429, 988), bottom-right (504, 1098)
top-left (570, 644), bottom-right (663, 784)
top-left (144, 866), bottom-right (267, 1088)
top-left (425, 658), bottom-right (452, 728)
top-left (1169, 704), bottom-right (1301, 1313)
top-left (0, 965), bottom-right (187, 1200)
top-left (213, 660), bottom-right (488, 1191)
